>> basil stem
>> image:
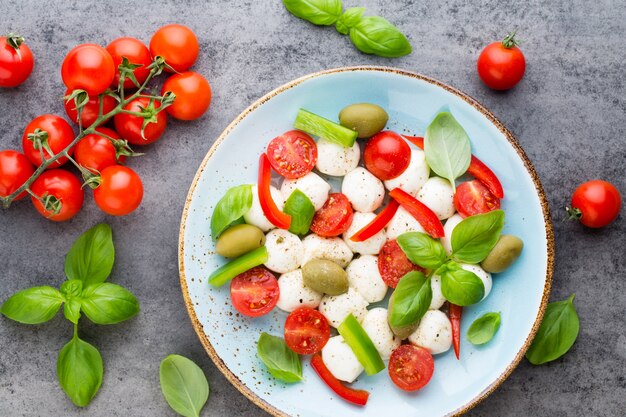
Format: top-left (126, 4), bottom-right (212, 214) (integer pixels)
top-left (294, 108), bottom-right (357, 147)
top-left (209, 246), bottom-right (268, 287)
top-left (338, 314), bottom-right (385, 375)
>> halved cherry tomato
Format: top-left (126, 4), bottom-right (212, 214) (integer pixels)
top-left (61, 44), bottom-right (115, 96)
top-left (389, 187), bottom-right (445, 238)
top-left (388, 344), bottom-right (434, 391)
top-left (30, 169), bottom-right (84, 222)
top-left (64, 89), bottom-right (117, 128)
top-left (149, 24), bottom-right (199, 72)
top-left (21, 114), bottom-right (75, 168)
top-left (266, 130), bottom-right (317, 179)
top-left (350, 199), bottom-right (399, 242)
top-left (477, 32), bottom-right (526, 91)
top-left (310, 354), bottom-right (369, 406)
top-left (567, 180), bottom-right (621, 228)
top-left (106, 37), bottom-right (152, 89)
top-left (161, 71), bottom-right (211, 121)
top-left (449, 303), bottom-right (462, 360)
top-left (0, 33), bottom-right (34, 88)
top-left (113, 97), bottom-right (167, 145)
top-left (0, 150), bottom-right (35, 199)
top-left (310, 193), bottom-right (354, 237)
top-left (364, 131), bottom-right (411, 180)
top-left (93, 165), bottom-right (143, 216)
top-left (284, 307), bottom-right (330, 355)
top-left (230, 267), bottom-right (279, 317)
top-left (454, 180), bottom-right (500, 218)
top-left (258, 153), bottom-right (291, 229)
top-left (378, 239), bottom-right (424, 288)
top-left (74, 127), bottom-right (125, 173)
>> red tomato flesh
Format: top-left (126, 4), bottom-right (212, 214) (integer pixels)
top-left (364, 131), bottom-right (411, 180)
top-left (378, 239), bottom-right (424, 288)
top-left (388, 344), bottom-right (434, 391)
top-left (310, 193), bottom-right (354, 237)
top-left (230, 267), bottom-right (279, 317)
top-left (284, 307), bottom-right (330, 355)
top-left (266, 130), bottom-right (317, 179)
top-left (454, 180), bottom-right (501, 218)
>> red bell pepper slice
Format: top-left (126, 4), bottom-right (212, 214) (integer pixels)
top-left (388, 188), bottom-right (445, 238)
top-left (349, 199), bottom-right (399, 242)
top-left (449, 303), bottom-right (462, 360)
top-left (258, 153), bottom-right (292, 230)
top-left (403, 135), bottom-right (424, 149)
top-left (310, 353), bottom-right (369, 406)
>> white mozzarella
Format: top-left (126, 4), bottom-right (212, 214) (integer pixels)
top-left (301, 234), bottom-right (353, 268)
top-left (276, 269), bottom-right (323, 312)
top-left (315, 138), bottom-right (360, 176)
top-left (281, 172), bottom-right (331, 211)
top-left (343, 212), bottom-right (386, 255)
top-left (341, 167), bottom-right (385, 212)
top-left (384, 149), bottom-right (430, 196)
top-left (361, 308), bottom-right (401, 360)
top-left (319, 287), bottom-right (368, 328)
top-left (321, 335), bottom-right (364, 383)
top-left (385, 206), bottom-right (425, 240)
top-left (429, 275), bottom-right (446, 310)
top-left (416, 177), bottom-right (455, 220)
top-left (459, 263), bottom-right (492, 300)
top-left (264, 229), bottom-right (304, 274)
top-left (346, 255), bottom-right (387, 303)
top-left (243, 185), bottom-right (284, 232)
top-left (441, 214), bottom-right (463, 255)
top-left (408, 310), bottom-right (452, 355)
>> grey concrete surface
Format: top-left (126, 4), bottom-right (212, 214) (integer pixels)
top-left (1, 0), bottom-right (625, 416)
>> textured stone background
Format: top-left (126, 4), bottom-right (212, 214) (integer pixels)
top-left (1, 0), bottom-right (625, 416)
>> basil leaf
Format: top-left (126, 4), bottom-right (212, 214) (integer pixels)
top-left (397, 232), bottom-right (447, 270)
top-left (451, 210), bottom-right (505, 263)
top-left (210, 184), bottom-right (253, 240)
top-left (80, 283), bottom-right (140, 325)
top-left (526, 295), bottom-right (579, 365)
top-left (57, 334), bottom-right (103, 407)
top-left (349, 16), bottom-right (412, 58)
top-left (64, 299), bottom-right (82, 324)
top-left (160, 354), bottom-right (210, 417)
top-left (467, 312), bottom-right (501, 345)
top-left (424, 112), bottom-right (471, 188)
top-left (65, 223), bottom-right (114, 286)
top-left (438, 261), bottom-right (484, 306)
top-left (60, 279), bottom-right (83, 298)
top-left (335, 7), bottom-right (365, 35)
top-left (1, 286), bottom-right (64, 324)
top-left (283, 189), bottom-right (315, 235)
top-left (283, 0), bottom-right (342, 26)
top-left (389, 271), bottom-right (432, 328)
top-left (257, 333), bottom-right (302, 383)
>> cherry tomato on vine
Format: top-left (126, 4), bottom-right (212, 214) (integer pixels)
top-left (113, 97), bottom-right (167, 145)
top-left (21, 114), bottom-right (75, 168)
top-left (149, 24), bottom-right (199, 72)
top-left (61, 44), bottom-right (115, 96)
top-left (284, 307), bottom-right (330, 355)
top-left (454, 180), bottom-right (501, 218)
top-left (567, 180), bottom-right (621, 228)
top-left (106, 37), bottom-right (152, 89)
top-left (74, 127), bottom-right (126, 173)
top-left (477, 31), bottom-right (526, 91)
top-left (0, 33), bottom-right (34, 88)
top-left (230, 267), bottom-right (280, 317)
top-left (161, 71), bottom-right (211, 120)
top-left (93, 165), bottom-right (143, 216)
top-left (30, 169), bottom-right (84, 222)
top-left (364, 131), bottom-right (411, 180)
top-left (0, 150), bottom-right (35, 200)
top-left (63, 89), bottom-right (117, 128)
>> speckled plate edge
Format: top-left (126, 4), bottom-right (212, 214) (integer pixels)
top-left (178, 66), bottom-right (555, 417)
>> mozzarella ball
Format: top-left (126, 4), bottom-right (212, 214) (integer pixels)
top-left (416, 177), bottom-right (455, 220)
top-left (319, 287), bottom-right (368, 328)
top-left (441, 214), bottom-right (463, 255)
top-left (361, 308), bottom-right (401, 360)
top-left (322, 335), bottom-right (364, 383)
top-left (276, 269), bottom-right (323, 312)
top-left (264, 229), bottom-right (304, 274)
top-left (343, 212), bottom-right (386, 255)
top-left (301, 234), bottom-right (353, 268)
top-left (429, 275), bottom-right (446, 310)
top-left (408, 310), bottom-right (452, 355)
top-left (386, 206), bottom-right (425, 240)
top-left (315, 138), bottom-right (360, 176)
top-left (243, 185), bottom-right (284, 232)
top-left (341, 167), bottom-right (385, 212)
top-left (460, 263), bottom-right (492, 300)
top-left (346, 255), bottom-right (387, 303)
top-left (281, 172), bottom-right (331, 211)
top-left (384, 149), bottom-right (430, 196)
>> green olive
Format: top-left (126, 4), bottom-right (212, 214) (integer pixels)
top-left (302, 259), bottom-right (349, 296)
top-left (387, 293), bottom-right (418, 339)
top-left (215, 224), bottom-right (266, 258)
top-left (339, 103), bottom-right (389, 138)
top-left (481, 234), bottom-right (524, 273)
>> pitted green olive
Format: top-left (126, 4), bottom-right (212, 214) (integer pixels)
top-left (302, 258), bottom-right (349, 295)
top-left (387, 292), bottom-right (418, 339)
top-left (215, 224), bottom-right (265, 258)
top-left (339, 103), bottom-right (389, 138)
top-left (481, 234), bottom-right (524, 273)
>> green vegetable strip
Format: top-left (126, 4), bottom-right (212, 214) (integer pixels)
top-left (294, 109), bottom-right (358, 147)
top-left (337, 314), bottom-right (385, 375)
top-left (208, 246), bottom-right (268, 287)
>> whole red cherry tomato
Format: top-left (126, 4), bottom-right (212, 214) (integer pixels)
top-left (63, 89), bottom-right (117, 128)
top-left (567, 180), bottom-right (621, 228)
top-left (161, 71), bottom-right (211, 120)
top-left (477, 31), bottom-right (526, 90)
top-left (113, 97), bottom-right (167, 145)
top-left (0, 33), bottom-right (34, 87)
top-left (61, 44), bottom-right (115, 96)
top-left (364, 131), bottom-right (411, 180)
top-left (106, 37), bottom-right (152, 89)
top-left (21, 115), bottom-right (75, 168)
top-left (30, 169), bottom-right (84, 221)
top-left (0, 150), bottom-right (35, 200)
top-left (74, 127), bottom-right (126, 173)
top-left (150, 24), bottom-right (199, 72)
top-left (93, 165), bottom-right (143, 216)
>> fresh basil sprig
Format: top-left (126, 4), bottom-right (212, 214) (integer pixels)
top-left (437, 261), bottom-right (485, 306)
top-left (257, 332), bottom-right (303, 383)
top-left (210, 184), bottom-right (253, 240)
top-left (451, 210), bottom-right (505, 263)
top-left (389, 271), bottom-right (432, 328)
top-left (397, 232), bottom-right (447, 270)
top-left (160, 355), bottom-right (210, 417)
top-left (467, 312), bottom-right (501, 345)
top-left (335, 7), bottom-right (364, 34)
top-left (283, 189), bottom-right (315, 235)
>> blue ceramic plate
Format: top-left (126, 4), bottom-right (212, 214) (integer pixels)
top-left (178, 67), bottom-right (554, 417)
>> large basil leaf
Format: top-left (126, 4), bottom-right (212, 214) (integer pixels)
top-left (349, 16), bottom-right (412, 58)
top-left (80, 283), bottom-right (140, 325)
top-left (335, 7), bottom-right (365, 35)
top-left (64, 223), bottom-right (114, 286)
top-left (1, 286), bottom-right (64, 324)
top-left (57, 334), bottom-right (103, 407)
top-left (389, 271), bottom-right (432, 328)
top-left (160, 354), bottom-right (210, 417)
top-left (283, 189), bottom-right (315, 235)
top-left (451, 210), bottom-right (505, 263)
top-left (467, 312), bottom-right (501, 345)
top-left (210, 184), bottom-right (253, 240)
top-left (257, 333), bottom-right (302, 383)
top-left (424, 112), bottom-right (471, 188)
top-left (397, 232), bottom-right (447, 270)
top-left (438, 261), bottom-right (485, 306)
top-left (282, 0), bottom-right (342, 26)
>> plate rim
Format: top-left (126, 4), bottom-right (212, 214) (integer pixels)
top-left (177, 65), bottom-right (555, 417)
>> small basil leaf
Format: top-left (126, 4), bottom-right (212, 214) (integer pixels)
top-left (57, 334), bottom-right (103, 407)
top-left (63, 299), bottom-right (82, 324)
top-left (160, 354), bottom-right (210, 417)
top-left (467, 312), bottom-right (501, 345)
top-left (389, 271), bottom-right (432, 328)
top-left (283, 189), bottom-right (315, 235)
top-left (282, 0), bottom-right (342, 26)
top-left (397, 232), bottom-right (447, 270)
top-left (439, 261), bottom-right (485, 306)
top-left (64, 223), bottom-right (115, 286)
top-left (80, 283), bottom-right (140, 325)
top-left (349, 16), bottom-right (412, 58)
top-left (335, 7), bottom-right (365, 35)
top-left (526, 295), bottom-right (579, 365)
top-left (424, 112), bottom-right (471, 188)
top-left (60, 279), bottom-right (83, 298)
top-left (1, 286), bottom-right (64, 324)
top-left (451, 210), bottom-right (505, 263)
top-left (210, 184), bottom-right (253, 241)
top-left (257, 333), bottom-right (302, 383)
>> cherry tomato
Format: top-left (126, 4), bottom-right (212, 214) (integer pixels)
top-left (477, 32), bottom-right (526, 90)
top-left (74, 127), bottom-right (125, 173)
top-left (378, 239), bottom-right (423, 288)
top-left (64, 89), bottom-right (117, 128)
top-left (30, 169), bottom-right (84, 222)
top-left (364, 131), bottom-right (411, 180)
top-left (93, 166), bottom-right (143, 216)
top-left (113, 97), bottom-right (167, 145)
top-left (0, 150), bottom-right (35, 200)
top-left (149, 24), bottom-right (199, 72)
top-left (161, 71), bottom-right (211, 120)
top-left (230, 267), bottom-right (279, 317)
top-left (568, 180), bottom-right (621, 228)
top-left (284, 307), bottom-right (330, 355)
top-left (61, 44), bottom-right (115, 96)
top-left (21, 114), bottom-right (75, 168)
top-left (0, 34), bottom-right (34, 87)
top-left (388, 344), bottom-right (434, 391)
top-left (310, 193), bottom-right (354, 237)
top-left (266, 130), bottom-right (317, 179)
top-left (454, 180), bottom-right (501, 218)
top-left (106, 37), bottom-right (152, 89)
